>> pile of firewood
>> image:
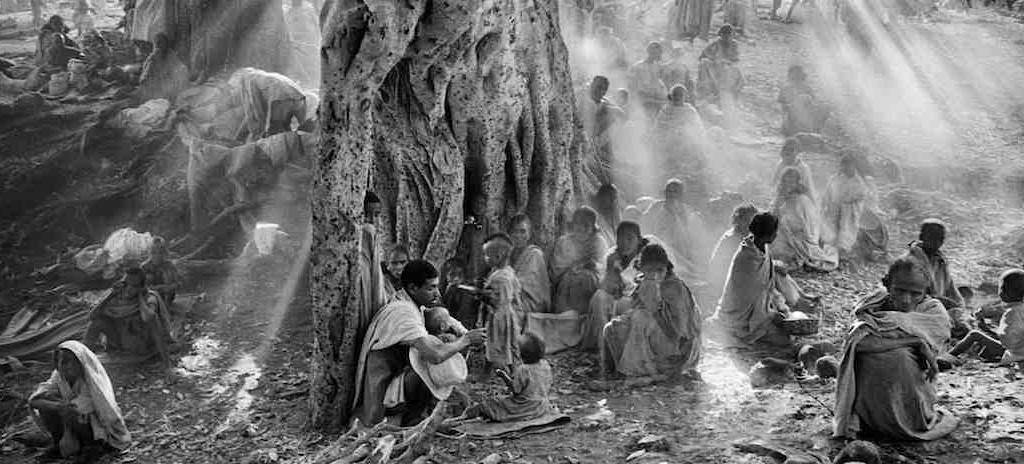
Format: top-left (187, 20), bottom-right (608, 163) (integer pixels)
top-left (303, 401), bottom-right (447, 464)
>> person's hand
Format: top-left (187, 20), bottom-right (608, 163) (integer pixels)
top-left (464, 328), bottom-right (487, 346)
top-left (438, 333), bottom-right (457, 343)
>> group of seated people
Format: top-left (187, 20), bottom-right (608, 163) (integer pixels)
top-left (351, 153), bottom-right (1023, 446)
top-left (25, 237), bottom-right (181, 459)
top-left (578, 25), bottom-right (748, 185)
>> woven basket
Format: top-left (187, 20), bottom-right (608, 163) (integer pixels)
top-left (780, 318), bottom-right (819, 336)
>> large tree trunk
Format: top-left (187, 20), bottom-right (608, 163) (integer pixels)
top-left (310, 0), bottom-right (594, 431)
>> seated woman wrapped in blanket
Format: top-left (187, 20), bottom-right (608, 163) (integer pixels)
top-left (29, 341), bottom-right (131, 460)
top-left (602, 243), bottom-right (703, 380)
top-left (708, 212), bottom-right (807, 356)
top-left (821, 154), bottom-right (888, 262)
top-left (833, 258), bottom-right (959, 441)
top-left (584, 221), bottom-right (676, 351)
top-left (772, 166), bottom-right (838, 272)
top-left (549, 206), bottom-right (607, 314)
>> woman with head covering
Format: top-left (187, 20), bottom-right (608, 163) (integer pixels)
top-left (549, 206), bottom-right (608, 314)
top-left (601, 243), bottom-right (702, 379)
top-left (834, 258), bottom-right (959, 440)
top-left (772, 166), bottom-right (838, 272)
top-left (821, 154), bottom-right (888, 261)
top-left (29, 341), bottom-right (131, 459)
top-left (508, 214), bottom-right (551, 314)
top-left (709, 212), bottom-right (798, 355)
top-left (655, 84), bottom-right (708, 173)
top-left (642, 178), bottom-right (708, 280)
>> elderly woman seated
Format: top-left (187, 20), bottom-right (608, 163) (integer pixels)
top-left (29, 341), bottom-right (131, 459)
top-left (709, 212), bottom-right (810, 356)
top-left (549, 206), bottom-right (608, 314)
top-left (82, 267), bottom-right (175, 366)
top-left (772, 166), bottom-right (838, 272)
top-left (833, 258), bottom-right (959, 441)
top-left (821, 154), bottom-right (888, 262)
top-left (601, 243), bottom-right (702, 380)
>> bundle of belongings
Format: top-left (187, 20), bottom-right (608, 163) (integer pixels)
top-left (74, 228), bottom-right (155, 279)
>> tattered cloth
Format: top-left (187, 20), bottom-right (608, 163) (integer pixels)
top-left (833, 290), bottom-right (958, 440)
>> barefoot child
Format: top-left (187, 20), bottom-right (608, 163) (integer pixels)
top-left (467, 332), bottom-right (555, 422)
top-left (481, 233), bottom-right (522, 371)
top-left (947, 269), bottom-right (1024, 367)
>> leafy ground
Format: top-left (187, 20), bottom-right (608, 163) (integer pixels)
top-left (3, 4), bottom-right (1024, 464)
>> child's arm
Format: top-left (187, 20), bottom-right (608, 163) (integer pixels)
top-left (496, 369), bottom-right (515, 392)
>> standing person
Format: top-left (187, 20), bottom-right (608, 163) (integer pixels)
top-left (71, 0), bottom-right (95, 38)
top-left (508, 214), bottom-right (551, 314)
top-left (581, 77), bottom-right (625, 185)
top-left (549, 206), bottom-right (608, 314)
top-left (669, 0), bottom-right (713, 42)
top-left (481, 234), bottom-right (523, 372)
top-left (351, 260), bottom-right (488, 426)
top-left (905, 219), bottom-right (968, 336)
top-left (628, 42), bottom-right (668, 121)
top-left (383, 246), bottom-right (410, 300)
top-left (284, 0), bottom-right (319, 85)
top-left (833, 258), bottom-right (959, 441)
top-left (29, 341), bottom-right (131, 460)
top-left (356, 192), bottom-right (388, 340)
top-left (31, 0), bottom-right (45, 28)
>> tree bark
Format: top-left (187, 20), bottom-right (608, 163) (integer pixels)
top-left (311, 0), bottom-right (594, 431)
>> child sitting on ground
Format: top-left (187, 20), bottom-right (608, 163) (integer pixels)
top-left (464, 332), bottom-right (555, 422)
top-left (946, 269), bottom-right (1024, 368)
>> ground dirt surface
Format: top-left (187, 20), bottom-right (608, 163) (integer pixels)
top-left (3, 3), bottom-right (1024, 464)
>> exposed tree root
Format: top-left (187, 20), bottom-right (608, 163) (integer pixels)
top-left (306, 400), bottom-right (447, 464)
